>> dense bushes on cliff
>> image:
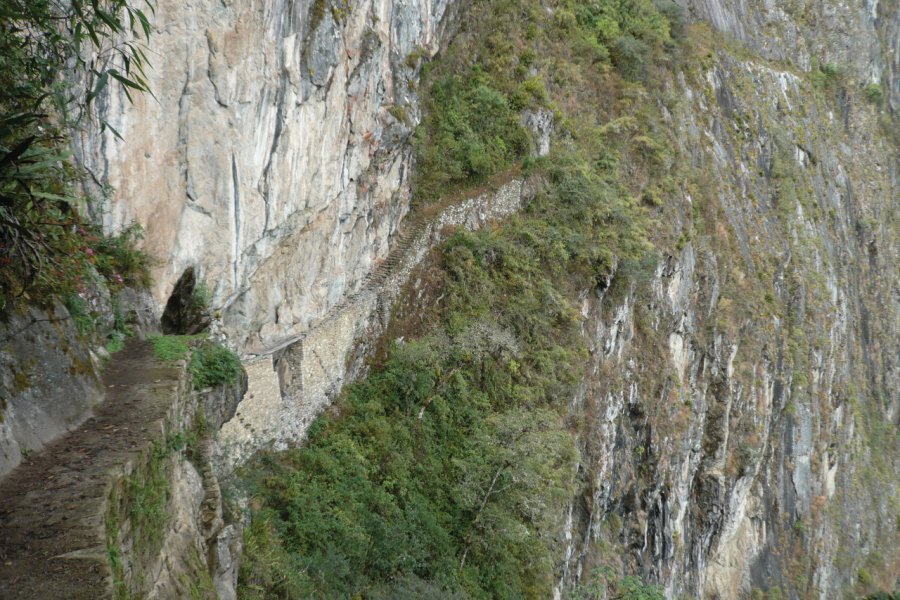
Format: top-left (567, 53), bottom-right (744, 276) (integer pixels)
top-left (414, 73), bottom-right (530, 200)
top-left (239, 0), bottom-right (900, 593)
top-left (238, 159), bottom-right (644, 596)
top-left (412, 0), bottom-right (681, 203)
top-left (238, 153), bottom-right (659, 597)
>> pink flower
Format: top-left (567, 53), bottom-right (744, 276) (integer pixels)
top-left (85, 248), bottom-right (94, 257)
top-left (114, 273), bottom-right (124, 284)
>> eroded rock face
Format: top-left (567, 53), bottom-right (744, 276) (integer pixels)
top-left (676, 0), bottom-right (899, 113)
top-left (0, 303), bottom-right (103, 479)
top-left (555, 23), bottom-right (898, 600)
top-left (547, 4), bottom-right (900, 596)
top-left (74, 0), bottom-right (452, 352)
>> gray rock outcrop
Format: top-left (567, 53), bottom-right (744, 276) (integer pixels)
top-left (552, 12), bottom-right (899, 599)
top-left (74, 0), bottom-right (453, 353)
top-left (0, 303), bottom-right (103, 479)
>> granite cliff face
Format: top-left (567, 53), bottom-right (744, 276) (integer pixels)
top-left (74, 0), bottom-right (452, 353)
top-left (553, 3), bottom-right (899, 598)
top-left (60, 0), bottom-right (898, 597)
top-left (679, 0), bottom-right (898, 106)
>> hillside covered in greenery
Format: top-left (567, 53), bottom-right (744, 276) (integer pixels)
top-left (2, 0), bottom-right (895, 597)
top-left (238, 0), bottom-right (685, 596)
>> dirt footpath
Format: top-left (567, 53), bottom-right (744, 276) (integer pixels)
top-left (0, 341), bottom-right (183, 599)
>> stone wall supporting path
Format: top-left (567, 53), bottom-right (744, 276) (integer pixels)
top-left (214, 178), bottom-right (534, 472)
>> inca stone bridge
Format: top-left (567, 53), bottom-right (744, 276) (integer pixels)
top-left (214, 177), bottom-right (532, 471)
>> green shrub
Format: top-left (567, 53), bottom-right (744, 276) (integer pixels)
top-left (573, 0), bottom-right (674, 80)
top-left (414, 74), bottom-right (530, 200)
top-left (574, 568), bottom-right (665, 600)
top-left (241, 333), bottom-right (577, 597)
top-left (189, 343), bottom-right (242, 388)
top-left (238, 509), bottom-right (314, 599)
top-left (810, 61), bottom-right (843, 90)
top-left (148, 335), bottom-right (240, 388)
top-left (106, 335), bottom-right (126, 354)
top-left (820, 62), bottom-right (841, 79)
top-left (64, 294), bottom-right (94, 335)
top-left (148, 334), bottom-right (195, 363)
top-left (411, 0), bottom-right (682, 205)
top-left (94, 222), bottom-right (154, 290)
top-left (190, 280), bottom-right (210, 311)
top-left (864, 82), bottom-right (885, 105)
top-left (387, 104), bottom-right (407, 122)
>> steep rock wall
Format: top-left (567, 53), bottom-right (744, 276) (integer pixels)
top-left (0, 304), bottom-right (103, 479)
top-left (676, 0), bottom-right (899, 111)
top-left (0, 285), bottom-right (156, 480)
top-left (557, 20), bottom-right (899, 600)
top-left (74, 0), bottom-right (453, 352)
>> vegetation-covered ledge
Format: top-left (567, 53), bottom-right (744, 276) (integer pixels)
top-left (238, 0), bottom-right (678, 596)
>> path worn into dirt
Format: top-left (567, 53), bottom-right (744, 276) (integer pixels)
top-left (0, 340), bottom-right (184, 599)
